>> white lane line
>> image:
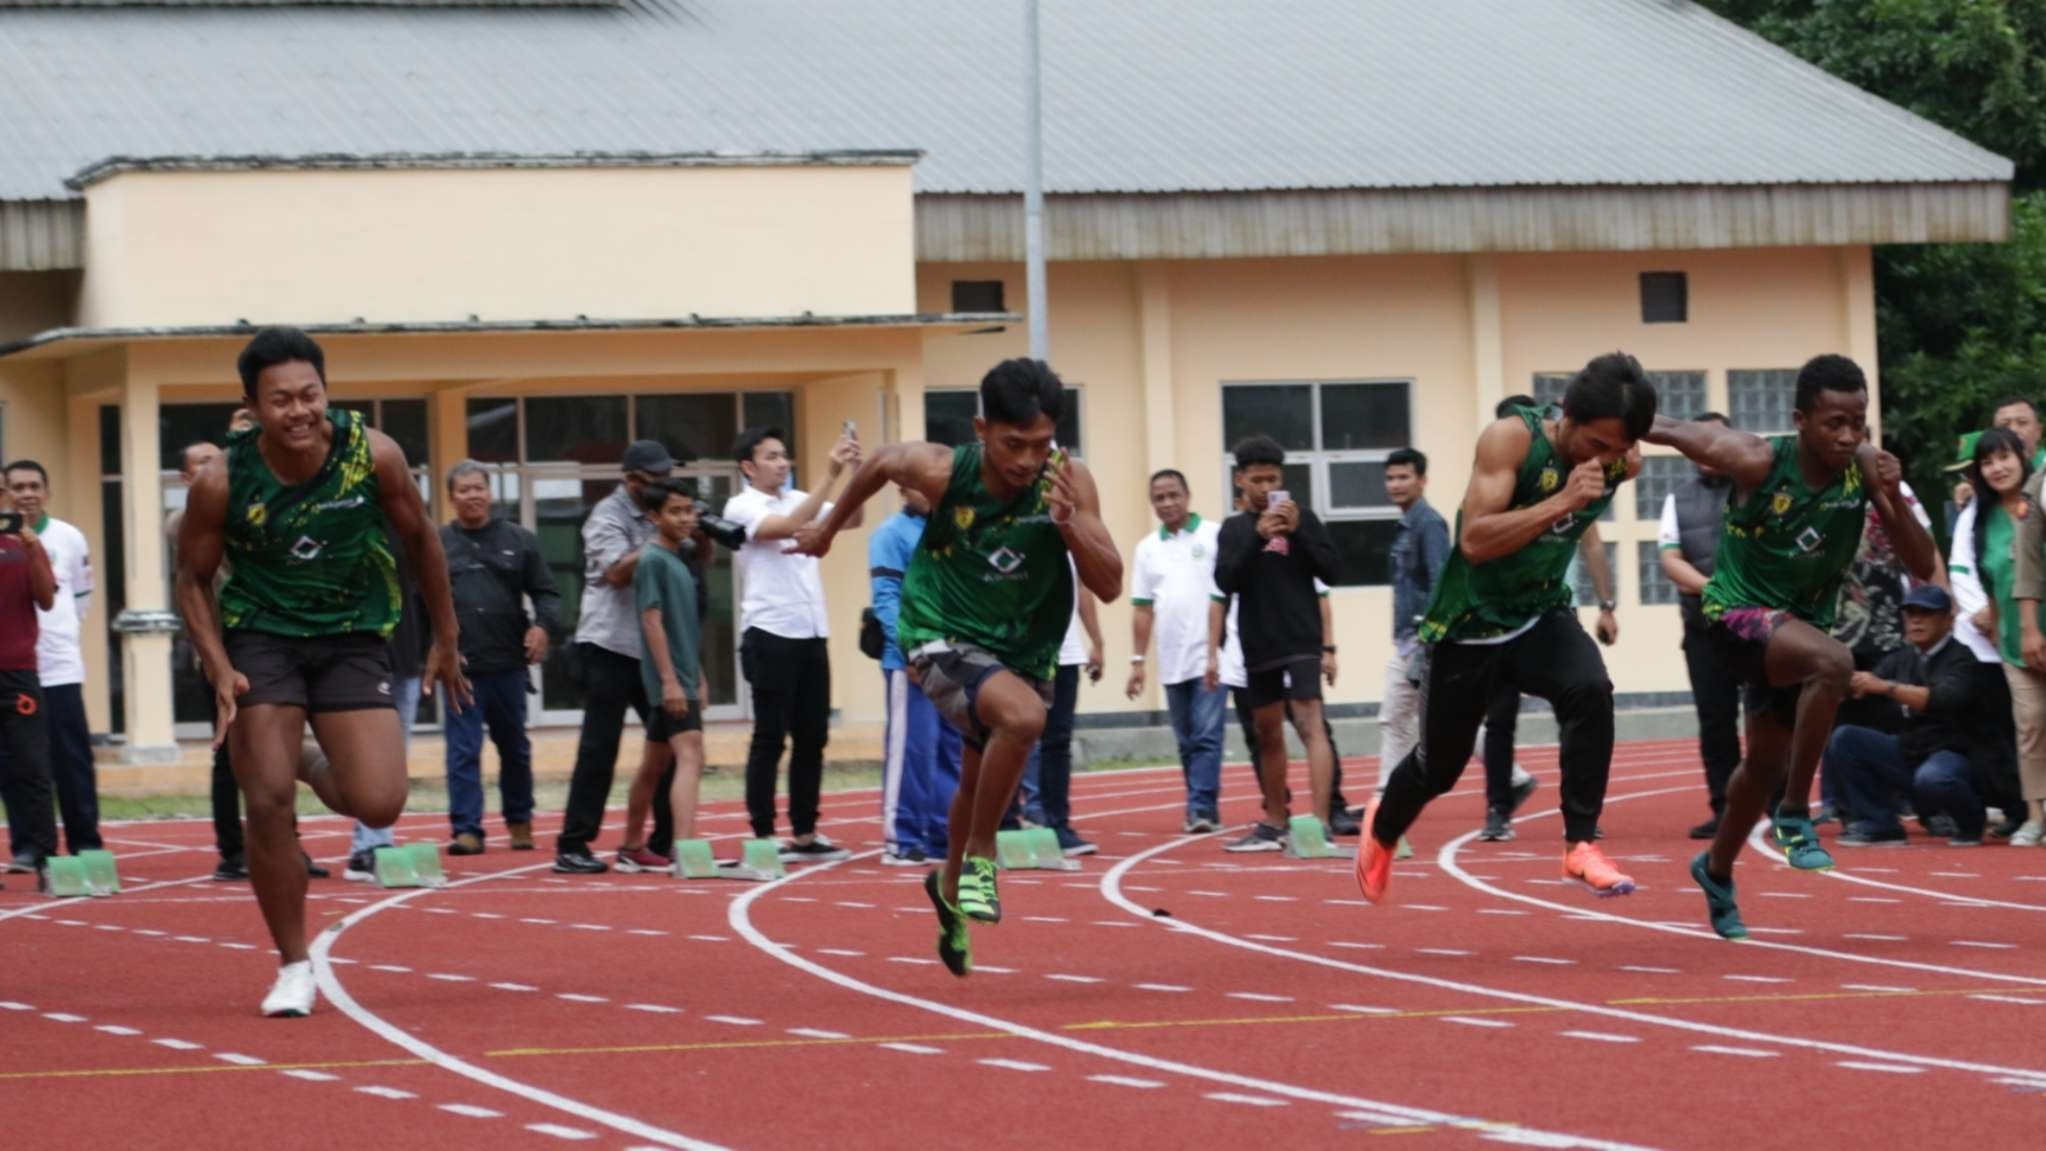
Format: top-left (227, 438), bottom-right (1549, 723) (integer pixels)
top-left (1837, 1061), bottom-right (1924, 1074)
top-left (528, 1124), bottom-right (599, 1141)
top-left (282, 1069), bottom-right (341, 1082)
top-left (153, 1038), bottom-right (203, 1051)
top-left (978, 1058), bottom-right (1052, 1072)
top-left (1090, 1074), bottom-right (1166, 1089)
top-left (1723, 975), bottom-right (1792, 984)
top-left (1225, 993), bottom-right (1294, 1003)
top-left (1843, 934), bottom-right (1908, 943)
top-left (1441, 1017), bottom-right (1514, 1029)
top-left (1416, 948), bottom-right (1472, 957)
top-left (520, 918), bottom-right (556, 925)
top-left (490, 982), bottom-right (539, 992)
top-left (356, 1085), bottom-right (417, 1100)
top-left (626, 1004), bottom-right (683, 1014)
top-left (816, 948), bottom-right (864, 957)
top-left (1402, 905), bottom-right (1449, 911)
top-left (213, 1053), bottom-right (267, 1066)
top-left (1971, 994), bottom-right (2046, 1005)
top-left (878, 1043), bottom-right (945, 1055)
top-left (1841, 984), bottom-right (1917, 994)
top-left (887, 957), bottom-right (938, 966)
top-left (787, 1028), bottom-right (850, 1040)
top-left (95, 1025), bottom-right (142, 1036)
top-left (627, 929), bottom-right (667, 937)
top-left (687, 935), bottom-right (729, 943)
top-left (703, 1015), bottom-right (762, 1026)
top-left (1514, 956), bottom-right (1576, 966)
top-left (1847, 896), bottom-right (1902, 904)
top-left (1205, 1092), bottom-right (1289, 1107)
top-left (220, 942), bottom-right (260, 951)
top-left (428, 974), bottom-right (476, 983)
top-left (439, 1104), bottom-right (505, 1119)
top-left (1330, 1004), bottom-right (1398, 1015)
top-left (1953, 941), bottom-right (2018, 950)
top-left (976, 965), bottom-right (1019, 974)
top-left (472, 912), bottom-right (506, 920)
top-left (1560, 1032), bottom-right (1640, 1044)
top-left (1692, 1045), bottom-right (1778, 1058)
top-left (1478, 909), bottom-right (1531, 917)
top-left (735, 852), bottom-right (1652, 1151)
top-left (1744, 824), bottom-right (2046, 913)
top-left (1244, 934), bottom-right (1298, 942)
top-left (370, 965), bottom-right (413, 974)
top-left (1044, 974), bottom-right (1104, 984)
top-left (0, 1002), bottom-right (32, 1011)
top-left (1328, 942), bottom-right (1385, 951)
top-left (1135, 983), bottom-right (1192, 993)
top-left (1757, 892), bottom-right (1811, 900)
top-left (44, 1013), bottom-right (86, 1023)
top-left (557, 993), bottom-right (608, 1003)
top-left (312, 860), bottom-right (730, 1151)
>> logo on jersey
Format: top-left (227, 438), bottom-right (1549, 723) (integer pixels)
top-left (376, 681), bottom-right (391, 696)
top-left (987, 546), bottom-right (1024, 574)
top-left (1771, 491), bottom-right (1793, 517)
top-left (1550, 514), bottom-right (1577, 535)
top-left (953, 506), bottom-right (976, 533)
top-left (1192, 544), bottom-right (1207, 559)
top-left (246, 505), bottom-right (268, 527)
top-left (290, 536), bottom-right (325, 562)
top-left (1538, 466), bottom-right (1559, 493)
top-left (1795, 525), bottom-right (1824, 553)
top-left (314, 495), bottom-right (366, 512)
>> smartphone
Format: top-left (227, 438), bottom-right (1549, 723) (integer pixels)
top-left (1267, 490), bottom-right (1290, 509)
top-left (0, 512), bottom-right (21, 535)
top-left (841, 419), bottom-right (857, 439)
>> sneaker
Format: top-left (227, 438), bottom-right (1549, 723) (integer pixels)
top-left (261, 961), bottom-right (318, 1018)
top-left (1688, 817), bottom-right (1720, 841)
top-left (1835, 823), bottom-right (1907, 848)
top-left (1948, 832), bottom-right (1985, 847)
top-left (213, 855), bottom-right (249, 882)
top-left (449, 832), bottom-right (485, 857)
top-left (1812, 804), bottom-right (1838, 826)
top-left (1326, 808), bottom-right (1361, 837)
top-left (1689, 851), bottom-right (1747, 940)
top-left (507, 822), bottom-right (535, 851)
top-left (342, 851), bottom-right (377, 882)
top-left (1989, 817), bottom-right (2022, 841)
top-left (302, 853), bottom-right (331, 880)
top-left (923, 869), bottom-right (972, 977)
top-left (1355, 801), bottom-right (1394, 904)
top-left (2011, 820), bottom-right (2046, 848)
top-left (955, 855), bottom-right (1002, 924)
top-left (881, 846), bottom-right (929, 867)
top-left (553, 849), bottom-right (609, 875)
top-left (1394, 836), bottom-right (1415, 860)
top-left (614, 846), bottom-right (673, 874)
top-left (1054, 826), bottom-right (1098, 857)
top-left (1183, 814), bottom-right (1219, 834)
top-left (1561, 841), bottom-right (1635, 897)
top-left (1478, 809), bottom-right (1514, 842)
top-left (6, 851), bottom-right (36, 875)
top-left (780, 837), bottom-right (852, 864)
top-left (1923, 813), bottom-right (1960, 839)
top-left (1506, 768), bottom-right (1538, 817)
top-left (1769, 806), bottom-right (1834, 871)
top-left (1222, 823), bottom-right (1287, 853)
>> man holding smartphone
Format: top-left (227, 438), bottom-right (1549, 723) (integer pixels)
top-left (0, 508), bottom-right (61, 884)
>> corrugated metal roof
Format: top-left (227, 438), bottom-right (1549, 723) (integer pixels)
top-left (0, 0), bottom-right (2013, 204)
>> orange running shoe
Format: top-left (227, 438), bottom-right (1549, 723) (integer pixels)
top-left (1354, 801), bottom-right (1395, 904)
top-left (1562, 841), bottom-right (1635, 897)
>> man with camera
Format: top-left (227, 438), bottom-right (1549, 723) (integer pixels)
top-left (0, 500), bottom-right (60, 885)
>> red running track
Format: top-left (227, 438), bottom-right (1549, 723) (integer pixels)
top-left (5, 737), bottom-right (2045, 1149)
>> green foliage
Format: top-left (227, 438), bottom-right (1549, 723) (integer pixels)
top-left (1701, 1), bottom-right (2046, 518)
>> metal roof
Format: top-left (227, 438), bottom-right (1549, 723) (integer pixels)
top-left (0, 0), bottom-right (2014, 204)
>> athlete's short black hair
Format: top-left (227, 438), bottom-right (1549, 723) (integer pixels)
top-left (639, 478), bottom-right (696, 513)
top-left (980, 358), bottom-right (1065, 430)
top-left (1149, 468), bottom-right (1189, 494)
top-left (1793, 354), bottom-right (1867, 414)
top-left (1386, 448), bottom-right (1427, 475)
top-left (733, 426), bottom-right (786, 467)
top-left (1561, 353), bottom-right (1658, 440)
top-left (1232, 435), bottom-right (1286, 471)
top-left (1695, 411), bottom-right (1728, 425)
top-left (4, 459), bottom-right (48, 485)
top-left (1992, 394), bottom-right (2040, 420)
top-left (236, 326), bottom-right (326, 397)
top-left (1496, 394), bottom-right (1538, 419)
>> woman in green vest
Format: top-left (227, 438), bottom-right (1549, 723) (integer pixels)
top-left (1966, 427), bottom-right (2043, 844)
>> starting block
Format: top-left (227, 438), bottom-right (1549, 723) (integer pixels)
top-left (372, 842), bottom-right (447, 889)
top-left (996, 827), bottom-right (1078, 871)
top-left (1284, 815), bottom-right (1356, 861)
top-left (725, 838), bottom-right (786, 882)
top-left (43, 850), bottom-right (120, 897)
top-left (670, 839), bottom-right (720, 879)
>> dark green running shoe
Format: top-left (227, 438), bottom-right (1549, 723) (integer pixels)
top-left (956, 855), bottom-right (1002, 924)
top-left (1690, 851), bottom-right (1748, 940)
top-left (923, 869), bottom-right (972, 977)
top-left (1770, 807), bottom-right (1835, 871)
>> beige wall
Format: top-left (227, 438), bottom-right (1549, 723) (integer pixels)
top-left (79, 165), bottom-right (918, 329)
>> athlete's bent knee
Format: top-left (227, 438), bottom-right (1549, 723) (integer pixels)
top-left (1810, 646), bottom-right (1853, 696)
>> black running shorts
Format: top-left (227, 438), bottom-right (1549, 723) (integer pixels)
top-left (1241, 655), bottom-right (1323, 711)
top-left (647, 707), bottom-right (704, 741)
top-left (225, 630), bottom-right (396, 714)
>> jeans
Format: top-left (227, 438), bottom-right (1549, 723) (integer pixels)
top-left (1164, 678), bottom-right (1225, 819)
top-left (1826, 724), bottom-right (1984, 838)
top-left (0, 671), bottom-right (57, 862)
top-left (881, 669), bottom-right (962, 855)
top-left (1682, 622), bottom-right (1742, 814)
top-left (740, 629), bottom-right (830, 839)
top-left (351, 676), bottom-right (419, 854)
top-left (558, 644), bottom-right (650, 855)
top-left (1020, 664), bottom-right (1080, 827)
top-left (1377, 610), bottom-right (1613, 844)
top-left (443, 668), bottom-right (534, 839)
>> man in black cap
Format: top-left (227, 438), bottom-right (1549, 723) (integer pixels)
top-left (1824, 584), bottom-right (2004, 846)
top-left (555, 440), bottom-right (679, 873)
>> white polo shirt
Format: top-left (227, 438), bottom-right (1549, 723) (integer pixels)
top-left (34, 516), bottom-right (94, 687)
top-left (724, 484), bottom-right (831, 640)
top-left (1131, 514), bottom-right (1222, 686)
top-left (1218, 577), bottom-right (1328, 689)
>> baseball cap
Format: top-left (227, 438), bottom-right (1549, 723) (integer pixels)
top-left (621, 440), bottom-right (677, 475)
top-left (1946, 430), bottom-right (1983, 473)
top-left (1900, 584), bottom-right (1953, 614)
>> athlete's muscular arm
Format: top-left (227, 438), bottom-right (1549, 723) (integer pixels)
top-left (1048, 457), bottom-right (1123, 603)
top-left (1458, 418), bottom-right (1603, 565)
top-left (1643, 415), bottom-right (1774, 490)
top-left (786, 441), bottom-right (952, 559)
top-left (175, 456), bottom-right (242, 748)
top-left (1857, 444), bottom-right (1938, 582)
top-left (371, 430), bottom-right (472, 712)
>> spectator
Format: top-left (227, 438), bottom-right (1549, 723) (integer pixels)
top-left (1658, 412), bottom-right (1744, 839)
top-left (168, 441), bottom-right (248, 880)
top-left (437, 461), bottom-right (559, 856)
top-left (870, 483), bottom-right (961, 865)
top-left (555, 440), bottom-right (678, 875)
top-left (1991, 395), bottom-right (2045, 468)
top-left (618, 480), bottom-right (709, 860)
top-left (722, 425), bottom-right (862, 862)
top-left (1126, 468), bottom-right (1226, 833)
top-left (1, 460), bottom-right (99, 867)
top-left (1828, 585), bottom-right (2001, 846)
top-left (1943, 430), bottom-right (2026, 839)
top-left (343, 531), bottom-right (422, 875)
top-left (1012, 564), bottom-right (1103, 855)
top-left (1379, 448), bottom-right (1449, 792)
top-left (0, 497), bottom-right (59, 883)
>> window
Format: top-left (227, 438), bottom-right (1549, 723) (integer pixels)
top-left (1648, 370), bottom-right (1708, 421)
top-left (1633, 455), bottom-right (1691, 520)
top-left (1640, 272), bottom-right (1688, 324)
top-left (1219, 380), bottom-right (1411, 586)
top-left (1572, 541), bottom-right (1618, 607)
top-left (1530, 373), bottom-right (1569, 412)
top-left (951, 280), bottom-right (1006, 313)
top-left (1637, 540), bottom-right (1679, 606)
top-left (925, 387), bottom-right (1083, 455)
top-left (1730, 369), bottom-right (1798, 433)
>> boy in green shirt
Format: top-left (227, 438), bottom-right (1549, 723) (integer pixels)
top-left (621, 481), bottom-right (707, 865)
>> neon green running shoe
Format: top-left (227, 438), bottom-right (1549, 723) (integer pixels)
top-left (956, 855), bottom-right (1002, 924)
top-left (1770, 807), bottom-right (1835, 871)
top-left (923, 869), bottom-right (972, 977)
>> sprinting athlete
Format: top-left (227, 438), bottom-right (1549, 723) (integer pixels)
top-left (1359, 353), bottom-right (1654, 904)
top-left (1646, 354), bottom-right (1935, 938)
top-left (789, 359), bottom-right (1121, 975)
top-left (177, 327), bottom-right (468, 1016)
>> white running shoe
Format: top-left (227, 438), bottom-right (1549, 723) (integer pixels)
top-left (262, 961), bottom-right (317, 1018)
top-left (2012, 820), bottom-right (2046, 848)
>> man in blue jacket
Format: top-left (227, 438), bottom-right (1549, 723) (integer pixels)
top-left (871, 484), bottom-right (962, 865)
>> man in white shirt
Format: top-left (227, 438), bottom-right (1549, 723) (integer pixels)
top-left (3, 460), bottom-right (100, 866)
top-left (723, 425), bottom-right (862, 862)
top-left (1126, 469), bottom-right (1227, 832)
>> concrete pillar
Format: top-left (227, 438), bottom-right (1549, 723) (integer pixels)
top-left (1469, 254), bottom-right (1505, 429)
top-left (112, 365), bottom-right (180, 762)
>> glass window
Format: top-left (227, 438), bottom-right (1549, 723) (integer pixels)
top-left (100, 405), bottom-right (122, 477)
top-left (638, 393), bottom-right (738, 466)
top-left (1328, 460), bottom-right (1387, 509)
top-left (1633, 455), bottom-right (1691, 520)
top-left (1572, 542), bottom-right (1618, 607)
top-left (742, 393), bottom-right (796, 461)
top-left (525, 395), bottom-right (627, 466)
top-left (1730, 369), bottom-right (1798, 434)
top-left (1223, 384), bottom-right (1313, 452)
top-left (1319, 383), bottom-right (1409, 451)
top-left (381, 399), bottom-right (431, 468)
top-left (1531, 373), bottom-right (1570, 411)
top-left (100, 478), bottom-right (125, 735)
top-left (466, 398), bottom-right (518, 463)
top-left (1328, 520), bottom-right (1403, 586)
top-left (1647, 371), bottom-right (1708, 421)
top-left (1638, 540), bottom-right (1679, 606)
top-left (1640, 271), bottom-right (1688, 324)
top-left (925, 390), bottom-right (980, 447)
top-left (157, 403), bottom-right (242, 472)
